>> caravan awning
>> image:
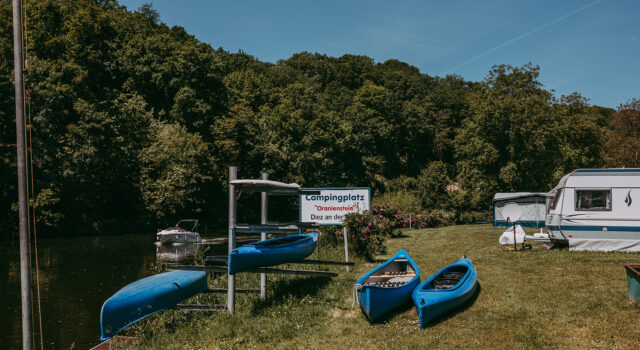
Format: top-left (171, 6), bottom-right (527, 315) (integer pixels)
top-left (492, 192), bottom-right (547, 202)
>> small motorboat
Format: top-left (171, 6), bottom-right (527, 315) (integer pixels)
top-left (100, 270), bottom-right (207, 340)
top-left (227, 232), bottom-right (318, 274)
top-left (157, 219), bottom-right (201, 244)
top-left (412, 256), bottom-right (477, 328)
top-left (155, 242), bottom-right (202, 262)
top-left (354, 250), bottom-right (420, 322)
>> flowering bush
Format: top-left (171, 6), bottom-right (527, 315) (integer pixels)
top-left (342, 211), bottom-right (389, 259)
top-left (319, 203), bottom-right (457, 259)
top-left (371, 203), bottom-right (454, 230)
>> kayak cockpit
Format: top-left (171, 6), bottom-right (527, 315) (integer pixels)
top-left (362, 258), bottom-right (417, 287)
top-left (424, 265), bottom-right (467, 290)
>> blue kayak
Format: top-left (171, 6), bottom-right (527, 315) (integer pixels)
top-left (100, 270), bottom-right (207, 340)
top-left (355, 250), bottom-right (421, 322)
top-left (228, 232), bottom-right (318, 274)
top-left (412, 256), bottom-right (477, 328)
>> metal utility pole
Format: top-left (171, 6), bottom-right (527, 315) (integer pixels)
top-left (260, 173), bottom-right (268, 300)
top-left (12, 0), bottom-right (34, 349)
top-left (227, 166), bottom-right (237, 313)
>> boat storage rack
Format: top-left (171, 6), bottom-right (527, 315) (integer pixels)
top-left (167, 167), bottom-right (354, 313)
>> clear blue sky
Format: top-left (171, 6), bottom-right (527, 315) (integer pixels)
top-left (119, 0), bottom-right (639, 108)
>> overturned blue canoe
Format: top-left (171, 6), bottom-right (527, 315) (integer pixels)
top-left (100, 270), bottom-right (207, 340)
top-left (355, 250), bottom-right (421, 322)
top-left (228, 232), bottom-right (318, 274)
top-left (412, 256), bottom-right (477, 328)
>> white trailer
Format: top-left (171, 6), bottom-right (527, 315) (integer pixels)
top-left (545, 168), bottom-right (640, 251)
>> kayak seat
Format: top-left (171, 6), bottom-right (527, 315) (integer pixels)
top-left (431, 279), bottom-right (459, 289)
top-left (427, 266), bottom-right (467, 290)
top-left (361, 259), bottom-right (416, 286)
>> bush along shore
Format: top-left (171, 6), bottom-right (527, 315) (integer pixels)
top-left (322, 203), bottom-right (464, 259)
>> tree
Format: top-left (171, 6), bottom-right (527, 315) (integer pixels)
top-left (139, 122), bottom-right (212, 220)
top-left (454, 64), bottom-right (556, 208)
top-left (416, 161), bottom-right (452, 210)
top-left (602, 99), bottom-right (640, 168)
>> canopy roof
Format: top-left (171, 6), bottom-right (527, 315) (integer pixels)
top-left (493, 192), bottom-right (547, 202)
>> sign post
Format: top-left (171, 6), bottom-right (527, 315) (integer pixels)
top-left (343, 227), bottom-right (350, 272)
top-left (300, 188), bottom-right (370, 272)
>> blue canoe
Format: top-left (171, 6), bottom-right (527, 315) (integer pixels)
top-left (412, 256), bottom-right (477, 328)
top-left (228, 232), bottom-right (319, 274)
top-left (355, 250), bottom-right (421, 322)
top-left (100, 270), bottom-right (207, 340)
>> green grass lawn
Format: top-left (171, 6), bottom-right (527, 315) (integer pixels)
top-left (132, 225), bottom-right (640, 349)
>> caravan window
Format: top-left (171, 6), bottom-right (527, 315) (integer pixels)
top-left (575, 190), bottom-right (611, 211)
top-left (550, 189), bottom-right (563, 210)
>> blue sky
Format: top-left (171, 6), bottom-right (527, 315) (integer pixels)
top-left (119, 0), bottom-right (639, 108)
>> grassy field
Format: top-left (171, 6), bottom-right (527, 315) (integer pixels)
top-left (131, 225), bottom-right (640, 349)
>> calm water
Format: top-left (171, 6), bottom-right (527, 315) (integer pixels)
top-left (1, 234), bottom-right (172, 349)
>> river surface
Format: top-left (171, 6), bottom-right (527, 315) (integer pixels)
top-left (0, 233), bottom-right (226, 349)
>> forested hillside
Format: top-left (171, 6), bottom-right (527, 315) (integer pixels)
top-left (1, 0), bottom-right (637, 236)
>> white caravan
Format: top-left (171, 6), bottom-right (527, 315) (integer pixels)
top-left (546, 168), bottom-right (640, 251)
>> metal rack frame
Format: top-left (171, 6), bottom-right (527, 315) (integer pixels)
top-left (168, 166), bottom-right (354, 313)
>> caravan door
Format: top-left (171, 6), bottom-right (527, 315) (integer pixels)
top-left (546, 188), bottom-right (567, 242)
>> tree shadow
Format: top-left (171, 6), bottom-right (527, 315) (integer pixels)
top-left (421, 282), bottom-right (482, 328)
top-left (250, 275), bottom-right (332, 313)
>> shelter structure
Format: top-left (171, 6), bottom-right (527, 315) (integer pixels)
top-left (492, 192), bottom-right (547, 228)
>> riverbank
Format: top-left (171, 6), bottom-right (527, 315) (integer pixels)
top-left (129, 224), bottom-right (640, 349)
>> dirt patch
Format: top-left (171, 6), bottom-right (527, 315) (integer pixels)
top-left (329, 308), bottom-right (359, 318)
top-left (344, 309), bottom-right (359, 318)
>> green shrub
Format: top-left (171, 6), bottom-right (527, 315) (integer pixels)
top-left (427, 209), bottom-right (456, 223)
top-left (318, 202), bottom-right (474, 259)
top-left (458, 211), bottom-right (475, 225)
top-left (372, 191), bottom-right (422, 213)
top-left (343, 212), bottom-right (389, 259)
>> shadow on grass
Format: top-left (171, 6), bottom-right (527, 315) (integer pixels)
top-left (365, 300), bottom-right (416, 325)
top-left (250, 276), bottom-right (332, 313)
top-left (421, 282), bottom-right (482, 328)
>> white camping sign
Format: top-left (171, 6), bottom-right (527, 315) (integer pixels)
top-left (300, 188), bottom-right (371, 225)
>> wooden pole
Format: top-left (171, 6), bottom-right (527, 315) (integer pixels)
top-left (227, 166), bottom-right (237, 313)
top-left (260, 172), bottom-right (268, 300)
top-left (12, 0), bottom-right (33, 348)
top-left (343, 226), bottom-right (350, 272)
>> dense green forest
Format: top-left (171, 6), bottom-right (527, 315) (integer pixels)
top-left (1, 0), bottom-right (638, 237)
